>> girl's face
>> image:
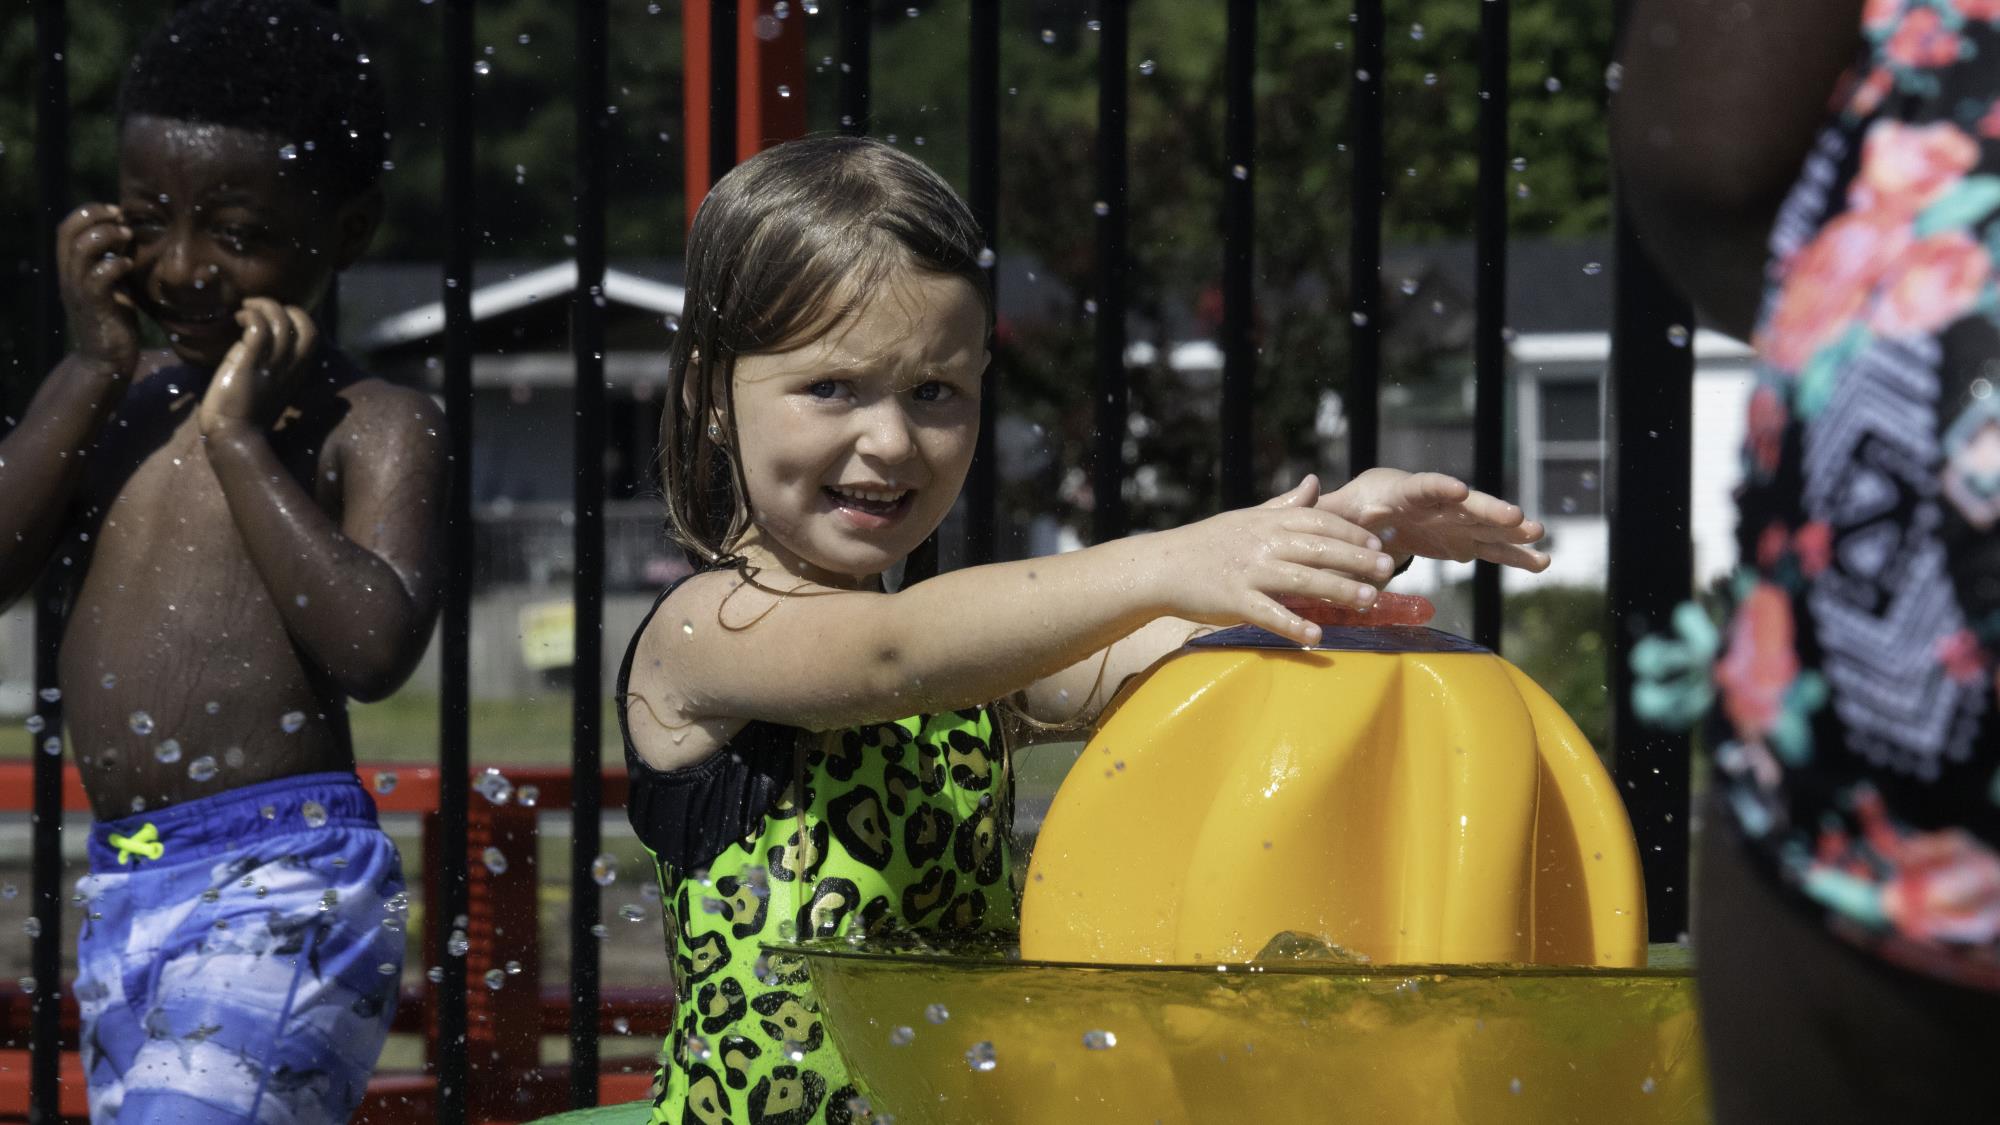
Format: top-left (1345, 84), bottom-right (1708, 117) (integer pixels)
top-left (727, 268), bottom-right (989, 588)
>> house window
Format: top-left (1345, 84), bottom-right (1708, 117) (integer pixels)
top-left (1526, 375), bottom-right (1604, 517)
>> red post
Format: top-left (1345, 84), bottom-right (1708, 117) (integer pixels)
top-left (683, 0), bottom-right (809, 228)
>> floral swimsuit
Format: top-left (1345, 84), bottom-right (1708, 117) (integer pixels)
top-left (1638, 0), bottom-right (2000, 988)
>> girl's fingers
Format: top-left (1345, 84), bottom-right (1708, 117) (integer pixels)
top-left (1250, 596), bottom-right (1322, 647)
top-left (1405, 472), bottom-right (1471, 506)
top-left (1262, 473), bottom-right (1322, 509)
top-left (1477, 542), bottom-right (1553, 572)
top-left (1279, 510), bottom-right (1381, 549)
top-left (1276, 536), bottom-right (1392, 581)
top-left (1268, 561), bottom-right (1379, 608)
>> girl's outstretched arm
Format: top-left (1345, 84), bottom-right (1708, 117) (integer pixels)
top-left (627, 476), bottom-right (1389, 770)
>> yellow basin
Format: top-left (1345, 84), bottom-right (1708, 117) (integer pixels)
top-left (1021, 624), bottom-right (1649, 967)
top-left (782, 940), bottom-right (1708, 1124)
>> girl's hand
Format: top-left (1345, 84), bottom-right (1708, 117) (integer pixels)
top-left (1318, 467), bottom-right (1550, 576)
top-left (1153, 475), bottom-right (1395, 646)
top-left (198, 299), bottom-right (317, 438)
top-left (56, 203), bottom-right (140, 377)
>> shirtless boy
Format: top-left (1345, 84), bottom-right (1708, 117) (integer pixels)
top-left (0, 1), bottom-right (447, 1120)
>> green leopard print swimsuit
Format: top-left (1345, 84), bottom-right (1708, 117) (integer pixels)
top-left (620, 582), bottom-right (1018, 1125)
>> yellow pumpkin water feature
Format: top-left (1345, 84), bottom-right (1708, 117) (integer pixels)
top-left (774, 602), bottom-right (1709, 1124)
top-left (1021, 605), bottom-right (1649, 967)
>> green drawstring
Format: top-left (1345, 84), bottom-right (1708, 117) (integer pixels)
top-left (107, 822), bottom-right (164, 865)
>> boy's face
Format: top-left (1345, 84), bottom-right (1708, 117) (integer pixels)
top-left (116, 115), bottom-right (376, 368)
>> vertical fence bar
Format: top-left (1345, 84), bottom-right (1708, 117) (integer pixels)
top-left (1471, 0), bottom-right (1510, 652)
top-left (1091, 0), bottom-right (1130, 545)
top-left (28, 5), bottom-right (69, 1121)
top-left (568, 0), bottom-right (609, 1105)
top-left (1608, 225), bottom-right (1696, 944)
top-left (1346, 0), bottom-right (1383, 477)
top-left (838, 0), bottom-right (871, 134)
top-left (437, 0), bottom-right (476, 1119)
top-left (1218, 0), bottom-right (1257, 511)
top-left (710, 0), bottom-right (739, 184)
top-left (964, 0), bottom-right (1000, 564)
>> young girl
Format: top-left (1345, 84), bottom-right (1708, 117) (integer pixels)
top-left (618, 135), bottom-right (1550, 1125)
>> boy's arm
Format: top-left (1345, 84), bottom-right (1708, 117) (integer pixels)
top-left (1612, 0), bottom-right (1865, 337)
top-left (0, 356), bottom-right (131, 610)
top-left (201, 302), bottom-right (448, 701)
top-left (0, 204), bottom-right (146, 610)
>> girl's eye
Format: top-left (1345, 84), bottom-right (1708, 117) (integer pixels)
top-left (911, 380), bottom-right (954, 403)
top-left (806, 380), bottom-right (845, 400)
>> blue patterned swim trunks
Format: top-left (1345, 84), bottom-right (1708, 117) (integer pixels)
top-left (74, 771), bottom-right (406, 1124)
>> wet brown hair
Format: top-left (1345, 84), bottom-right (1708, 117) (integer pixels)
top-left (660, 135), bottom-right (995, 567)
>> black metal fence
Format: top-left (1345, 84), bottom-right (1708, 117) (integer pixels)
top-left (22, 0), bottom-right (1695, 1120)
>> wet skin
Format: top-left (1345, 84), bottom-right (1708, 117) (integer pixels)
top-left (0, 117), bottom-right (447, 820)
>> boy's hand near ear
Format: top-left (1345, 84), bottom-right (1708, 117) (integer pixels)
top-left (56, 203), bottom-right (141, 379)
top-left (198, 298), bottom-right (318, 437)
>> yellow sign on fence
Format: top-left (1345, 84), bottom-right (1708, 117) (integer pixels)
top-left (518, 600), bottom-right (575, 671)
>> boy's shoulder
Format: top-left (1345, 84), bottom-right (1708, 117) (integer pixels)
top-left (316, 355), bottom-right (445, 448)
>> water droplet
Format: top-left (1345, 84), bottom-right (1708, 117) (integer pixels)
top-left (188, 756), bottom-right (217, 782)
top-left (1410, 22), bottom-right (1425, 39)
top-left (592, 854), bottom-right (619, 886)
top-left (517, 783), bottom-right (539, 807)
top-left (1641, 1076), bottom-right (1656, 1094)
top-left (1545, 75), bottom-right (1564, 93)
top-left (1138, 59), bottom-right (1156, 76)
top-left (294, 594), bottom-right (309, 608)
top-left (17, 977), bottom-right (34, 995)
top-left (476, 768), bottom-right (513, 805)
top-left (23, 918), bottom-right (42, 938)
top-left (375, 961), bottom-right (397, 977)
top-left (504, 959), bottom-right (522, 976)
top-left (976, 247), bottom-right (996, 268)
top-left (128, 711), bottom-right (155, 736)
top-left (473, 60), bottom-right (492, 76)
top-left (1582, 261), bottom-right (1603, 276)
top-left (1509, 1077), bottom-right (1523, 1095)
top-left (260, 804), bottom-right (276, 820)
top-left (280, 711), bottom-right (306, 734)
top-left (37, 687), bottom-right (61, 703)
top-left (1667, 324), bottom-right (1690, 348)
top-left (1083, 1029), bottom-right (1118, 1050)
top-left (448, 929), bottom-right (470, 957)
top-left (1604, 62), bottom-right (1624, 91)
top-left (783, 1038), bottom-right (807, 1061)
top-left (1040, 28), bottom-right (1056, 45)
top-left (42, 736), bottom-right (60, 756)
top-left (1400, 277), bottom-right (1420, 296)
top-left (101, 673), bottom-right (117, 689)
top-left (964, 1041), bottom-right (997, 1072)
top-left (803, 0), bottom-right (819, 12)
top-left (591, 923), bottom-right (611, 939)
top-left (277, 144), bottom-right (298, 161)
top-left (1516, 182), bottom-right (1532, 199)
top-left (1232, 164), bottom-right (1248, 180)
top-left (154, 739), bottom-right (182, 765)
top-left (484, 968), bottom-right (505, 990)
top-left (686, 1034), bottom-right (712, 1061)
top-left (1093, 200), bottom-right (1110, 217)
top-left (481, 846), bottom-right (508, 875)
top-left (777, 84), bottom-right (792, 98)
top-left (925, 1002), bottom-right (950, 1024)
top-left (1, 885), bottom-right (15, 900)
top-left (621, 903), bottom-right (646, 923)
top-left (302, 800), bottom-right (328, 828)
top-left (1352, 311), bottom-right (1370, 327)
top-left (888, 1024), bottom-right (916, 1046)
top-left (374, 770), bottom-right (398, 795)
top-left (427, 965), bottom-right (445, 983)
top-left (516, 33), bottom-right (530, 45)
top-left (1510, 156), bottom-right (1528, 173)
top-left (318, 889), bottom-right (339, 912)
top-left (681, 619), bottom-right (694, 637)
top-left (24, 715), bottom-right (44, 735)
